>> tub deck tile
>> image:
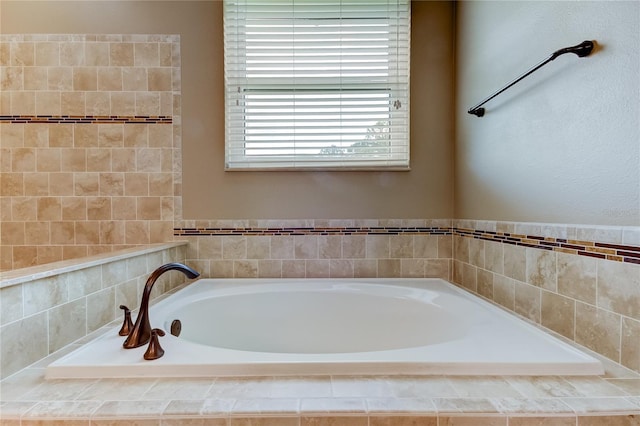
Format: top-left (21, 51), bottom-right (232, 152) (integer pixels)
top-left (2, 366), bottom-right (640, 423)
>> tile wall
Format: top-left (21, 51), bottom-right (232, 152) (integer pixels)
top-left (177, 218), bottom-right (640, 374)
top-left (451, 219), bottom-right (640, 375)
top-left (0, 242), bottom-right (189, 379)
top-left (0, 34), bottom-right (182, 271)
top-left (176, 219), bottom-right (454, 280)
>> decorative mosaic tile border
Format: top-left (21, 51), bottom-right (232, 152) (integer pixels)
top-left (174, 226), bottom-right (452, 236)
top-left (0, 115), bottom-right (172, 124)
top-left (175, 225), bottom-right (640, 264)
top-left (454, 228), bottom-right (640, 264)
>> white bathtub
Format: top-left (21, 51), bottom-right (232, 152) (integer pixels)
top-left (46, 278), bottom-right (603, 379)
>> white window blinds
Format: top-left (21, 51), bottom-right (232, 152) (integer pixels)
top-left (224, 0), bottom-right (411, 170)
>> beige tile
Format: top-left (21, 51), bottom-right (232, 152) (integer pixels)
top-left (0, 284), bottom-right (23, 325)
top-left (330, 259), bottom-right (354, 278)
top-left (60, 42), bottom-right (85, 66)
top-left (24, 123), bottom-right (48, 147)
top-left (257, 259), bottom-right (282, 277)
top-left (92, 419), bottom-right (158, 426)
top-left (2, 67), bottom-right (24, 90)
top-left (74, 124), bottom-right (99, 147)
top-left (424, 259), bottom-right (450, 279)
top-left (0, 312), bottom-right (48, 379)
top-left (621, 317), bottom-right (640, 372)
top-left (86, 91), bottom-right (111, 116)
top-left (10, 91), bottom-right (35, 115)
top-left (460, 262), bottom-right (476, 290)
top-left (162, 418), bottom-right (226, 426)
top-left (576, 302), bottom-right (621, 362)
top-left (365, 398), bottom-right (436, 414)
top-left (493, 274), bottom-right (515, 310)
top-left (391, 234), bottom-right (414, 258)
top-left (484, 241), bottom-right (504, 274)
top-left (305, 259), bottom-right (329, 277)
top-left (505, 376), bottom-right (581, 398)
top-left (526, 248), bottom-right (557, 291)
top-left (23, 274), bottom-right (68, 315)
top-left (492, 398), bottom-right (573, 414)
top-left (109, 43), bottom-right (134, 66)
top-left (508, 417), bottom-right (575, 426)
top-left (22, 401), bottom-right (101, 424)
top-left (136, 92), bottom-right (161, 115)
top-left (47, 298), bottom-right (87, 352)
top-left (148, 125), bottom-right (172, 148)
top-left (72, 67), bottom-right (97, 91)
top-left (454, 235), bottom-right (469, 263)
top-left (24, 66), bottom-right (48, 90)
top-left (467, 237), bottom-right (485, 267)
top-left (78, 379), bottom-right (158, 402)
top-left (209, 378), bottom-right (331, 400)
top-left (61, 91), bottom-right (86, 115)
top-left (25, 222), bottom-right (50, 244)
top-left (110, 91), bottom-right (136, 115)
top-left (123, 125), bottom-right (150, 149)
top-left (565, 376), bottom-right (632, 397)
top-left (271, 236), bottom-right (294, 259)
top-left (514, 281), bottom-right (541, 323)
top-left (541, 290), bottom-right (575, 340)
top-left (353, 259), bottom-right (377, 277)
top-left (231, 417), bottom-right (299, 426)
top-left (295, 235), bottom-right (318, 259)
top-left (447, 376), bottom-right (524, 398)
top-left (100, 173), bottom-right (125, 196)
top-left (597, 259), bottom-right (640, 320)
top-left (231, 398), bottom-right (299, 415)
top-left (123, 67), bottom-right (148, 91)
top-left (503, 244), bottom-right (526, 281)
top-left (98, 67), bottom-right (123, 91)
top-left (74, 172), bottom-right (100, 195)
top-left (47, 66), bottom-right (73, 90)
top-left (49, 124), bottom-right (73, 147)
top-left (148, 67), bottom-right (172, 91)
top-left (135, 42), bottom-right (160, 66)
top-left (577, 415), bottom-right (640, 426)
top-left (378, 259), bottom-right (401, 277)
top-left (75, 221), bottom-right (100, 244)
top-left (98, 124), bottom-right (124, 148)
top-left (85, 42), bottom-right (110, 66)
top-left (319, 235), bottom-right (342, 259)
top-left (426, 394), bottom-right (491, 418)
top-left (366, 235), bottom-right (389, 259)
top-left (557, 252), bottom-right (597, 304)
top-left (438, 416), bottom-right (506, 426)
top-left (369, 416), bottom-right (437, 426)
top-left (10, 42), bottom-right (35, 66)
top-left (12, 196), bottom-right (37, 219)
top-left (61, 147), bottom-right (87, 171)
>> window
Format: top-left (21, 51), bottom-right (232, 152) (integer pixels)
top-left (224, 0), bottom-right (410, 170)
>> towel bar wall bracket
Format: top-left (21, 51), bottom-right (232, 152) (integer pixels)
top-left (468, 40), bottom-right (595, 117)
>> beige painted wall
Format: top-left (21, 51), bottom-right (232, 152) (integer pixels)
top-left (1, 1), bottom-right (455, 220)
top-left (455, 1), bottom-right (640, 226)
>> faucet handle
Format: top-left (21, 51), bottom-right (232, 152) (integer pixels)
top-left (143, 328), bottom-right (166, 360)
top-left (118, 305), bottom-right (133, 336)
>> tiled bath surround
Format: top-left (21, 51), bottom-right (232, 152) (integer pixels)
top-left (451, 219), bottom-right (640, 375)
top-left (0, 34), bottom-right (182, 271)
top-left (176, 219), bottom-right (454, 281)
top-left (177, 219), bottom-right (640, 375)
top-left (0, 242), bottom-right (189, 379)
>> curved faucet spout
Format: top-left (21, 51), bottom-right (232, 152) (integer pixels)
top-left (123, 262), bottom-right (199, 349)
